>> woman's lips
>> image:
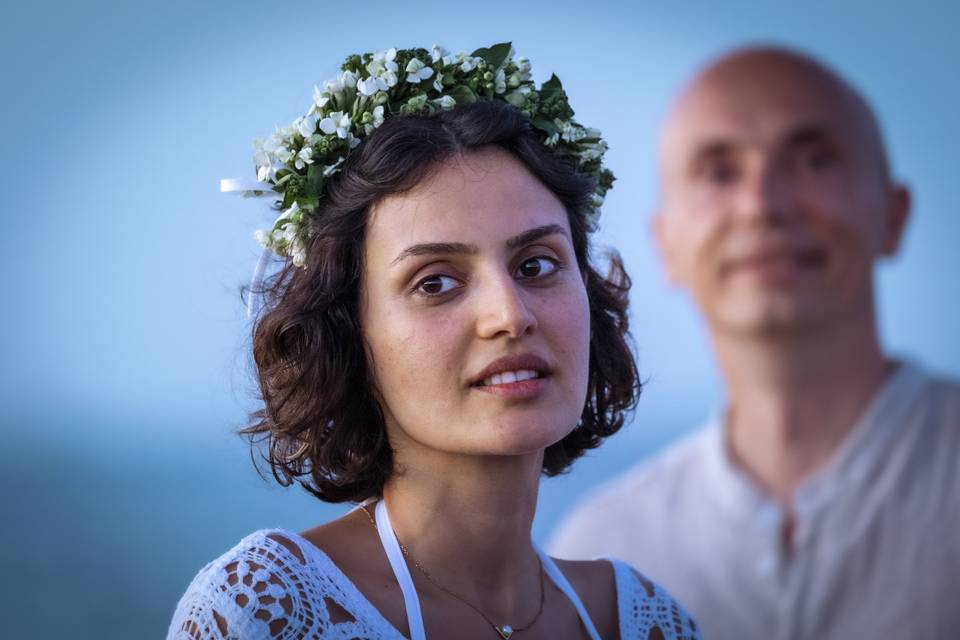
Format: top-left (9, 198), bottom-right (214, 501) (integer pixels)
top-left (468, 354), bottom-right (553, 400)
top-left (472, 375), bottom-right (549, 400)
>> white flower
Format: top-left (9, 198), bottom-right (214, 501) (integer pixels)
top-left (319, 111), bottom-right (352, 139)
top-left (312, 85), bottom-right (330, 111)
top-left (459, 56), bottom-right (480, 73)
top-left (578, 140), bottom-right (608, 162)
top-left (296, 113), bottom-right (319, 138)
top-left (363, 105), bottom-right (385, 135)
top-left (253, 139), bottom-right (280, 181)
top-left (433, 72), bottom-right (444, 92)
top-left (433, 95), bottom-right (456, 109)
top-left (356, 76), bottom-right (387, 96)
top-left (349, 135), bottom-right (361, 149)
top-left (560, 121), bottom-right (587, 142)
top-left (515, 56), bottom-right (532, 82)
top-left (292, 247), bottom-right (307, 268)
top-left (366, 49), bottom-right (400, 89)
top-left (405, 58), bottom-right (434, 83)
top-left (295, 146), bottom-right (314, 169)
top-left (367, 48), bottom-right (399, 87)
top-left (494, 68), bottom-right (506, 94)
top-left (544, 132), bottom-right (560, 147)
top-left (253, 229), bottom-right (270, 248)
top-left (324, 71), bottom-right (358, 101)
top-left (431, 44), bottom-right (450, 63)
top-left (372, 48), bottom-right (398, 71)
top-left (257, 162), bottom-right (279, 182)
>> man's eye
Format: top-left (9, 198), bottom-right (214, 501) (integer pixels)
top-left (517, 257), bottom-right (559, 279)
top-left (805, 147), bottom-right (837, 170)
top-left (705, 163), bottom-right (739, 185)
top-left (415, 275), bottom-right (460, 296)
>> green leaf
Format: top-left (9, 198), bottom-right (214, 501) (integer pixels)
top-left (297, 196), bottom-right (319, 211)
top-left (448, 85), bottom-right (477, 105)
top-left (540, 74), bottom-right (564, 100)
top-left (531, 115), bottom-right (560, 135)
top-left (471, 42), bottom-right (512, 69)
top-left (304, 164), bottom-right (325, 198)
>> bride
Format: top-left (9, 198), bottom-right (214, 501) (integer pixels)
top-left (168, 44), bottom-right (700, 639)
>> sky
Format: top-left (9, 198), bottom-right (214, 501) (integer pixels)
top-left (1, 1), bottom-right (957, 636)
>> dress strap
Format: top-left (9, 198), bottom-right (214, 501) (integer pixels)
top-left (536, 549), bottom-right (603, 640)
top-left (375, 500), bottom-right (427, 640)
top-left (372, 499), bottom-right (600, 640)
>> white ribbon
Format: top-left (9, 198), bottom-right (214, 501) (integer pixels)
top-left (222, 177), bottom-right (280, 319)
top-left (220, 178), bottom-right (277, 195)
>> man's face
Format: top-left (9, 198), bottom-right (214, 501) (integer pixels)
top-left (654, 57), bottom-right (909, 338)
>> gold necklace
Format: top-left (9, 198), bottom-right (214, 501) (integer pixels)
top-left (361, 504), bottom-right (545, 639)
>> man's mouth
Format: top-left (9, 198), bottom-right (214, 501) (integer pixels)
top-left (724, 246), bottom-right (828, 279)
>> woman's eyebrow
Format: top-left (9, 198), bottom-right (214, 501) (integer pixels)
top-left (391, 224), bottom-right (568, 266)
top-left (391, 241), bottom-right (479, 265)
top-left (505, 223), bottom-right (568, 249)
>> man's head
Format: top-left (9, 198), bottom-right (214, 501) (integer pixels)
top-left (653, 46), bottom-right (910, 339)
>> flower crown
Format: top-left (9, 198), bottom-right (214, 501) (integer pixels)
top-left (227, 42), bottom-right (614, 268)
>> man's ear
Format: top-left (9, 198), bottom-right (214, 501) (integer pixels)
top-left (881, 184), bottom-right (911, 257)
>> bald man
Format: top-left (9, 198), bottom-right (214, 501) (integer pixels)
top-left (549, 47), bottom-right (960, 639)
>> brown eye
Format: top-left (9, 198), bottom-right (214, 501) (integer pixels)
top-left (416, 275), bottom-right (459, 296)
top-left (517, 257), bottom-right (559, 279)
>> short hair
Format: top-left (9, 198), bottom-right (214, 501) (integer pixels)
top-left (243, 100), bottom-right (640, 503)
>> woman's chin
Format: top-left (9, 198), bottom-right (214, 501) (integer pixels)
top-left (479, 421), bottom-right (574, 456)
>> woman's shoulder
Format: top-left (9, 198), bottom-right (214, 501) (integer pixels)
top-left (606, 558), bottom-right (702, 639)
top-left (166, 527), bottom-right (402, 640)
top-left (552, 557), bottom-right (701, 640)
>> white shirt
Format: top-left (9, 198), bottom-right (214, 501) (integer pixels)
top-left (548, 361), bottom-right (960, 640)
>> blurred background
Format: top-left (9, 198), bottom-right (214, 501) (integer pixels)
top-left (2, 0), bottom-right (957, 636)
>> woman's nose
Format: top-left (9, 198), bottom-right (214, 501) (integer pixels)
top-left (474, 272), bottom-right (538, 340)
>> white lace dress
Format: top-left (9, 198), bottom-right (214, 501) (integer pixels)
top-left (168, 529), bottom-right (700, 639)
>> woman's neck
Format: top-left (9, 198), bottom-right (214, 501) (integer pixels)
top-left (380, 448), bottom-right (543, 607)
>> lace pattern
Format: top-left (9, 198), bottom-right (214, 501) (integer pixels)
top-left (611, 559), bottom-right (701, 639)
top-left (169, 529), bottom-right (700, 639)
top-left (167, 529), bottom-right (404, 640)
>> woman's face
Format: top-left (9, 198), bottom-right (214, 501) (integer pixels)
top-left (360, 146), bottom-right (591, 461)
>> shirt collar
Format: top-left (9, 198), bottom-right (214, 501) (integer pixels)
top-left (701, 359), bottom-right (929, 523)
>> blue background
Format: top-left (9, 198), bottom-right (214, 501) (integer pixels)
top-left (2, 1), bottom-right (957, 637)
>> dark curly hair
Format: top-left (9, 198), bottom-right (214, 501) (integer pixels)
top-left (242, 100), bottom-right (640, 503)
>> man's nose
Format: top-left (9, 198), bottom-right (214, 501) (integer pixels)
top-left (475, 271), bottom-right (538, 339)
top-left (733, 162), bottom-right (794, 226)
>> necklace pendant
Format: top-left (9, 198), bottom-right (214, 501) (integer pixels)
top-left (495, 625), bottom-right (514, 639)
